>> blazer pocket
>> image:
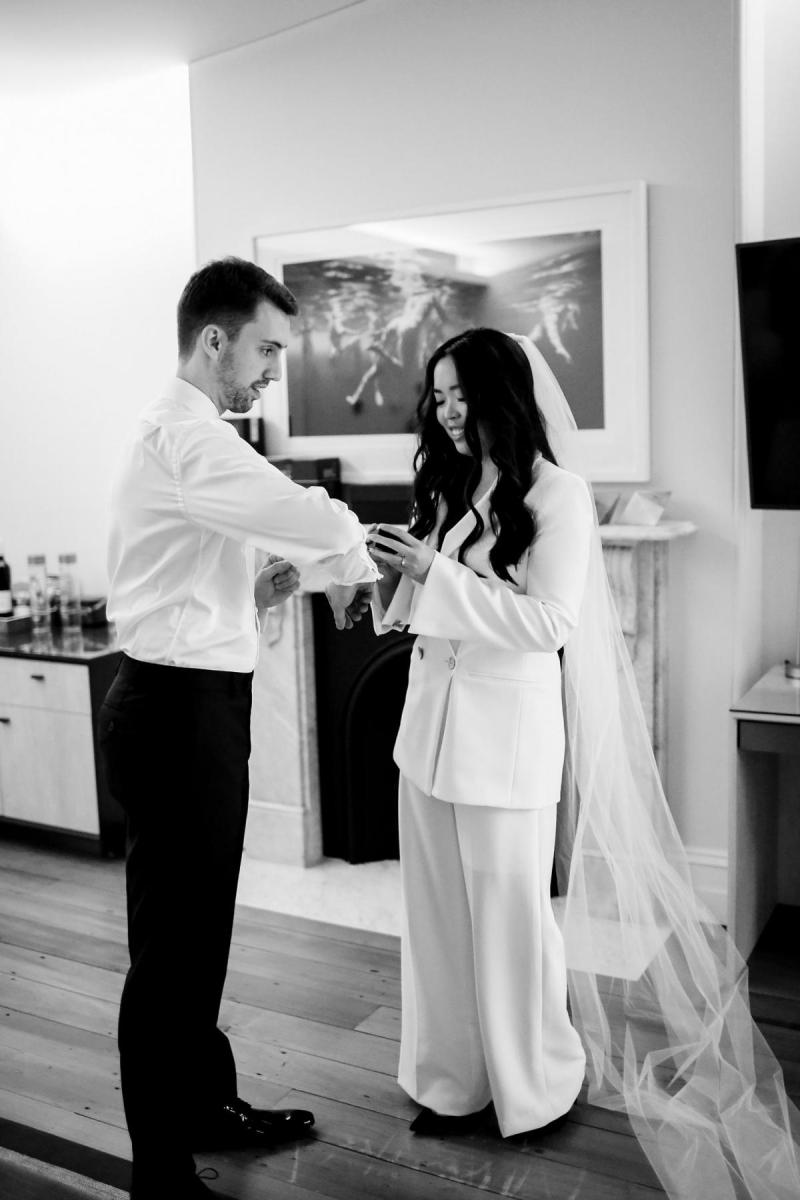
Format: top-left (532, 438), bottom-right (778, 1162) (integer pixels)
top-left (461, 647), bottom-right (559, 686)
top-left (464, 667), bottom-right (550, 684)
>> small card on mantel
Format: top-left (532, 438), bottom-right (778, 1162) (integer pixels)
top-left (612, 490), bottom-right (671, 526)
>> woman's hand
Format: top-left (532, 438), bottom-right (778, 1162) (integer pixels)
top-left (255, 554), bottom-right (300, 612)
top-left (366, 525), bottom-right (435, 586)
top-left (364, 526), bottom-right (402, 607)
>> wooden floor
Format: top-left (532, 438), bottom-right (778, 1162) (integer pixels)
top-left (0, 839), bottom-right (797, 1200)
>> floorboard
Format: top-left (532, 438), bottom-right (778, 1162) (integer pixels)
top-left (1, 838), bottom-right (798, 1199)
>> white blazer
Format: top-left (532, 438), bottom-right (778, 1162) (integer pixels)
top-left (374, 458), bottom-right (594, 810)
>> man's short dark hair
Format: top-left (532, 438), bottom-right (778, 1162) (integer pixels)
top-left (177, 257), bottom-right (299, 359)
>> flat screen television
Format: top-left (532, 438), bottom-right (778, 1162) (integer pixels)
top-left (736, 236), bottom-right (800, 509)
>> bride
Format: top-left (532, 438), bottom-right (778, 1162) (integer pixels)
top-left (367, 326), bottom-right (800, 1198)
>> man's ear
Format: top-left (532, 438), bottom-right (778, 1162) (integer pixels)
top-left (200, 324), bottom-right (224, 361)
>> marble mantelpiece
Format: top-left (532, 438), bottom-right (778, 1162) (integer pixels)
top-left (247, 595), bottom-right (321, 866)
top-left (599, 521), bottom-right (695, 781)
top-left (246, 519), bottom-right (696, 866)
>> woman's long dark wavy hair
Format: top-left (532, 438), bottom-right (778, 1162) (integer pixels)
top-left (409, 328), bottom-right (558, 583)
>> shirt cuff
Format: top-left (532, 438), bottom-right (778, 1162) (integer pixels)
top-left (299, 542), bottom-right (379, 592)
top-left (371, 572), bottom-right (415, 633)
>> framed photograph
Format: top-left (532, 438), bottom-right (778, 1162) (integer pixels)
top-left (255, 181), bottom-right (648, 483)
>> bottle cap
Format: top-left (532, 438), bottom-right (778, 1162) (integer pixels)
top-left (28, 554), bottom-right (46, 565)
top-left (58, 553), bottom-right (77, 564)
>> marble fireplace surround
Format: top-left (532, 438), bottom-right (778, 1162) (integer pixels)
top-left (245, 519), bottom-right (695, 868)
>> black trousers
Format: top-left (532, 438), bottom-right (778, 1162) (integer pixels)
top-left (98, 654), bottom-right (253, 1183)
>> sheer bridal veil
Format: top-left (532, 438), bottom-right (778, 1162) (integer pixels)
top-left (511, 333), bottom-right (800, 1199)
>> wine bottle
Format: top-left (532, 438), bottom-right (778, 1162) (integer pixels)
top-left (0, 542), bottom-right (12, 617)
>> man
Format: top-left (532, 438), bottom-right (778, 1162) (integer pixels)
top-left (99, 257), bottom-right (376, 1199)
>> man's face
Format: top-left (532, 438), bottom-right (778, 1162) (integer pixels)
top-left (216, 300), bottom-right (290, 414)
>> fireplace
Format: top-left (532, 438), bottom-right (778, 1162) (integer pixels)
top-left (245, 481), bottom-right (415, 868)
top-left (311, 594), bottom-right (412, 863)
top-left (311, 481), bottom-right (415, 863)
top-left (244, 494), bottom-right (695, 873)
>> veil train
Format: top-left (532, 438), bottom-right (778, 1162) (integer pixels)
top-left (511, 332), bottom-right (800, 1200)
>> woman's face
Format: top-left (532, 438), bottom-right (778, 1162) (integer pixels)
top-left (433, 355), bottom-right (490, 457)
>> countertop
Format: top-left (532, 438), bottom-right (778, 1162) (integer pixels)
top-left (731, 664), bottom-right (800, 722)
top-left (0, 624), bottom-right (119, 664)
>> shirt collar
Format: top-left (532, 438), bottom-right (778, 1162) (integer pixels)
top-left (162, 375), bottom-right (221, 420)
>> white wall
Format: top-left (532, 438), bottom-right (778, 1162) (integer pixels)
top-left (189, 0), bottom-right (739, 886)
top-left (0, 68), bottom-right (196, 596)
top-left (761, 0), bottom-right (800, 904)
top-left (732, 0), bottom-right (765, 711)
top-left (762, 0), bottom-right (800, 675)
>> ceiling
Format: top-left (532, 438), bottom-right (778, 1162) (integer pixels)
top-left (0, 0), bottom-right (367, 96)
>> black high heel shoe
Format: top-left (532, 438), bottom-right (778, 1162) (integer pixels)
top-left (409, 1104), bottom-right (492, 1136)
top-left (506, 1109), bottom-right (572, 1142)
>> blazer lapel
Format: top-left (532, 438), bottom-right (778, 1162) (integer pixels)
top-left (438, 472), bottom-right (498, 560)
top-left (438, 508), bottom-right (477, 560)
top-left (413, 471), bottom-right (499, 655)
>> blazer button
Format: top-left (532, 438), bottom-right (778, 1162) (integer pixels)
top-left (447, 656), bottom-right (456, 670)
top-left (417, 646), bottom-right (424, 659)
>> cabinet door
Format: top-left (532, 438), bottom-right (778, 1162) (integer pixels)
top-left (0, 658), bottom-right (91, 713)
top-left (0, 705), bottom-right (99, 834)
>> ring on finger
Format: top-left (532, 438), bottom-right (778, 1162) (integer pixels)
top-left (399, 555), bottom-right (406, 568)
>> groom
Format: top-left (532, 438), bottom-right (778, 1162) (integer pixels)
top-left (99, 257), bottom-right (376, 1199)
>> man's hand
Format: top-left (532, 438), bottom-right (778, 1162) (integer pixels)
top-left (325, 581), bottom-right (374, 631)
top-left (255, 555), bottom-right (300, 613)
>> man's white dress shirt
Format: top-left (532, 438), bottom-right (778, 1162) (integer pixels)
top-left (107, 377), bottom-right (377, 673)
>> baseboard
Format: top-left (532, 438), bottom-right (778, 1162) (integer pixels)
top-left (684, 844), bottom-right (728, 924)
top-left (242, 813), bottom-right (730, 920)
top-left (244, 799), bottom-right (322, 867)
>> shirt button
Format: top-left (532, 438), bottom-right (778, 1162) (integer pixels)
top-left (417, 646), bottom-right (424, 659)
top-left (447, 656), bottom-right (456, 670)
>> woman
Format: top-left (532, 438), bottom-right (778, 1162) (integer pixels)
top-left (367, 327), bottom-right (593, 1138)
top-left (369, 328), bottom-right (800, 1200)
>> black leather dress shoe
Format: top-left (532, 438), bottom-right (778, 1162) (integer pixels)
top-left (192, 1097), bottom-right (315, 1149)
top-left (409, 1104), bottom-right (491, 1136)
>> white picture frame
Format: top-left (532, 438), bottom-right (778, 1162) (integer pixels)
top-left (254, 181), bottom-right (649, 483)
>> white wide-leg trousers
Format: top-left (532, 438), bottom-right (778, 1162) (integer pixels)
top-left (398, 775), bottom-right (586, 1137)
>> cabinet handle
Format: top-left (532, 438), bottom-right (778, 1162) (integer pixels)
top-left (0, 717), bottom-right (10, 724)
top-left (30, 674), bottom-right (45, 681)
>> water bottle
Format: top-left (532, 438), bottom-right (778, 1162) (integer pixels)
top-left (58, 553), bottom-right (82, 631)
top-left (0, 542), bottom-right (12, 617)
top-left (28, 554), bottom-right (50, 628)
